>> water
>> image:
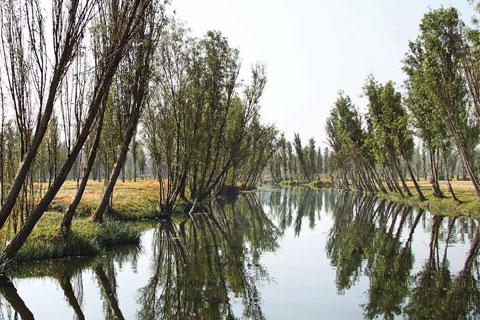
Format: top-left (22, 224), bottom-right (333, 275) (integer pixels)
top-left (1, 188), bottom-right (479, 319)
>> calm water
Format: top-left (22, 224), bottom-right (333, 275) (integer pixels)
top-left (1, 188), bottom-right (480, 319)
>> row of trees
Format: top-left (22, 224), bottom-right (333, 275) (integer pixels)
top-left (269, 133), bottom-right (333, 183)
top-left (0, 0), bottom-right (276, 263)
top-left (143, 23), bottom-right (277, 215)
top-left (326, 6), bottom-right (480, 201)
top-left (0, 0), bottom-right (165, 261)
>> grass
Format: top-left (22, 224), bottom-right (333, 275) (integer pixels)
top-left (51, 179), bottom-right (160, 220)
top-left (14, 211), bottom-right (147, 263)
top-left (373, 180), bottom-right (480, 220)
top-left (0, 179), bottom-right (185, 265)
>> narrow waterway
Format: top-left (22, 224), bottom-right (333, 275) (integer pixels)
top-left (1, 188), bottom-right (479, 319)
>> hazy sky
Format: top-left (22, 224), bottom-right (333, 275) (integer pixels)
top-left (172, 0), bottom-right (476, 147)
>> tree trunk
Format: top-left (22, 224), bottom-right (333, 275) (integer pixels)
top-left (443, 155), bottom-right (460, 203)
top-left (457, 144), bottom-right (480, 196)
top-left (91, 118), bottom-right (138, 222)
top-left (393, 159), bottom-right (412, 197)
top-left (61, 109), bottom-right (105, 235)
top-left (401, 149), bottom-right (426, 201)
top-left (0, 70), bottom-right (69, 229)
top-left (428, 149), bottom-right (444, 198)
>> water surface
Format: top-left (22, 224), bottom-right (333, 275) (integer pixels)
top-left (1, 188), bottom-right (479, 319)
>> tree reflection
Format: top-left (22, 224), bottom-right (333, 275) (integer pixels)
top-left (404, 221), bottom-right (480, 320)
top-left (265, 188), bottom-right (324, 235)
top-left (137, 194), bottom-right (279, 320)
top-left (1, 190), bottom-right (480, 319)
top-left (323, 191), bottom-right (480, 320)
top-left (0, 277), bottom-right (33, 320)
top-left (0, 245), bottom-right (139, 320)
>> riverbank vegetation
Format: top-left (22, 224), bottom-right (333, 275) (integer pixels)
top-left (322, 5), bottom-right (480, 218)
top-left (0, 0), bottom-right (276, 270)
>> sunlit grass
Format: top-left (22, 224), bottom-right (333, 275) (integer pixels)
top-left (15, 211), bottom-right (146, 262)
top-left (377, 180), bottom-right (480, 219)
top-left (51, 179), bottom-right (160, 219)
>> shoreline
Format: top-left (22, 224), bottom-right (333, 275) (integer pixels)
top-left (3, 180), bottom-right (480, 271)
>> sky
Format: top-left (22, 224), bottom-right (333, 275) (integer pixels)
top-left (172, 0), bottom-right (477, 147)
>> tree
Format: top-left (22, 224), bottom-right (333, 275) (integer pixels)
top-left (91, 0), bottom-right (165, 222)
top-left (3, 0), bottom-right (155, 260)
top-left (294, 133), bottom-right (310, 182)
top-left (0, 0), bottom-right (96, 228)
top-left (418, 8), bottom-right (480, 196)
top-left (317, 147), bottom-right (323, 175)
top-left (308, 138), bottom-right (317, 178)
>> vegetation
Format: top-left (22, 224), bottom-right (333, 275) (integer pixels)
top-left (0, 0), bottom-right (276, 268)
top-left (324, 5), bottom-right (480, 214)
top-left (269, 133), bottom-right (334, 185)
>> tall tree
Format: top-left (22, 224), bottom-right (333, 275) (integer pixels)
top-left (293, 134), bottom-right (310, 182)
top-left (419, 8), bottom-right (480, 196)
top-left (3, 0), bottom-right (154, 260)
top-left (0, 0), bottom-right (96, 228)
top-left (91, 0), bottom-right (165, 222)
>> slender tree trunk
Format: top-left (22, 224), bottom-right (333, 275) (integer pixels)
top-left (402, 149), bottom-right (426, 201)
top-left (428, 149), bottom-right (444, 198)
top-left (458, 144), bottom-right (480, 197)
top-left (3, 102), bottom-right (104, 259)
top-left (443, 155), bottom-right (460, 203)
top-left (91, 119), bottom-right (138, 222)
top-left (0, 73), bottom-right (67, 229)
top-left (61, 109), bottom-right (105, 234)
top-left (393, 159), bottom-right (412, 197)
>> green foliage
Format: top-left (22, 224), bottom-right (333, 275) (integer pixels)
top-left (144, 22), bottom-right (276, 214)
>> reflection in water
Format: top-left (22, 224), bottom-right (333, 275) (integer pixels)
top-left (137, 194), bottom-right (279, 319)
top-left (0, 278), bottom-right (34, 320)
top-left (264, 188), bottom-right (480, 320)
top-left (1, 189), bottom-right (480, 319)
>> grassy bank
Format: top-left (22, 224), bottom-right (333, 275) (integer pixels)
top-left (293, 179), bottom-right (480, 220)
top-left (1, 179), bottom-right (265, 266)
top-left (0, 180), bottom-right (163, 265)
top-left (0, 179), bottom-right (250, 265)
top-left (50, 180), bottom-right (160, 220)
top-left (373, 180), bottom-right (480, 220)
top-left (15, 211), bottom-right (150, 262)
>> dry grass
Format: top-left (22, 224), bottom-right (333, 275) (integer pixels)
top-left (0, 180), bottom-right (163, 264)
top-left (50, 179), bottom-right (160, 219)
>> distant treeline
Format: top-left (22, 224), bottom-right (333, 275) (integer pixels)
top-left (268, 134), bottom-right (334, 183)
top-left (325, 5), bottom-right (480, 201)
